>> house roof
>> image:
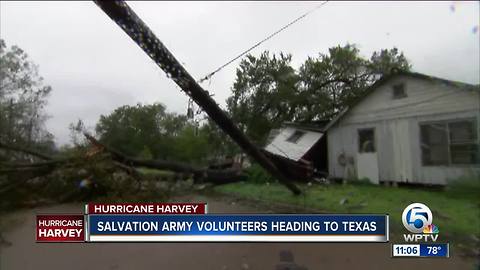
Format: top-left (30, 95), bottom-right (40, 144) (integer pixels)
top-left (282, 120), bottom-right (330, 133)
top-left (324, 70), bottom-right (479, 131)
top-left (264, 129), bottom-right (324, 161)
top-left (264, 121), bottom-right (327, 161)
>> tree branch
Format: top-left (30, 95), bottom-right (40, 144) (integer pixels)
top-left (0, 141), bottom-right (52, 160)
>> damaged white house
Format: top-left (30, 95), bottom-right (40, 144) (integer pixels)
top-left (264, 71), bottom-right (479, 185)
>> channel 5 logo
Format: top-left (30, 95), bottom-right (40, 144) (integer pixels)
top-left (402, 203), bottom-right (439, 242)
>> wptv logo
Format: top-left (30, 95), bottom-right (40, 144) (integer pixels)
top-left (402, 203), bottom-right (439, 242)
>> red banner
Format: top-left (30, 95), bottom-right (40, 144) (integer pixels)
top-left (86, 203), bottom-right (207, 214)
top-left (36, 215), bottom-right (84, 242)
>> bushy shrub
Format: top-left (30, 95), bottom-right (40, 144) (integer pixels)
top-left (246, 163), bottom-right (274, 184)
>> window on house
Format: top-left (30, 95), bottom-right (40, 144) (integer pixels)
top-left (392, 83), bottom-right (407, 99)
top-left (286, 130), bottom-right (305, 143)
top-left (420, 119), bottom-right (478, 166)
top-left (449, 121), bottom-right (478, 164)
top-left (420, 123), bottom-right (449, 165)
top-left (358, 128), bottom-right (375, 153)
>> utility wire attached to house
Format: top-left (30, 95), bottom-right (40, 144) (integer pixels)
top-left (197, 1), bottom-right (329, 84)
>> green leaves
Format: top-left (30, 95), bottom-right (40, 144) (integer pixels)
top-left (369, 48), bottom-right (411, 75)
top-left (95, 103), bottom-right (167, 157)
top-left (226, 44), bottom-right (411, 144)
top-left (0, 39), bottom-right (54, 157)
top-left (227, 51), bottom-right (299, 145)
top-left (94, 103), bottom-right (214, 164)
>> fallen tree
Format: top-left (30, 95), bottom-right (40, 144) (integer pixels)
top-left (0, 141), bottom-right (52, 160)
top-left (83, 133), bottom-right (247, 184)
top-left (0, 133), bottom-right (247, 197)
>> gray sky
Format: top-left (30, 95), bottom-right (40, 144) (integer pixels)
top-left (1, 1), bottom-right (479, 145)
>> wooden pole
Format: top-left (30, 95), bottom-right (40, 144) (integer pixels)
top-left (93, 1), bottom-right (301, 194)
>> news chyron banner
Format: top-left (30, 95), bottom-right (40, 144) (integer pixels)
top-left (37, 203), bottom-right (389, 242)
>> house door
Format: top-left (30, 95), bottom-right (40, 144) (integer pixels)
top-left (356, 153), bottom-right (379, 184)
top-left (356, 128), bottom-right (379, 184)
top-left (390, 119), bottom-right (413, 182)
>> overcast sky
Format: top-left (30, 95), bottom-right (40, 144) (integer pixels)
top-left (1, 1), bottom-right (479, 145)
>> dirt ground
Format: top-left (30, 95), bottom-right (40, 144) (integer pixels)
top-left (0, 194), bottom-right (477, 270)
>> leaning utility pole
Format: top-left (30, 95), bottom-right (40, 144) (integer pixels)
top-left (94, 1), bottom-right (301, 195)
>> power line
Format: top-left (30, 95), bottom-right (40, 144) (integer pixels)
top-left (197, 1), bottom-right (329, 84)
top-left (189, 1), bottom-right (329, 122)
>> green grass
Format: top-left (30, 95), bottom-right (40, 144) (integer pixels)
top-left (214, 182), bottom-right (480, 241)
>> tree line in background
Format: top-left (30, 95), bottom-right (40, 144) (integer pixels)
top-left (0, 39), bottom-right (55, 162)
top-left (0, 38), bottom-right (410, 164)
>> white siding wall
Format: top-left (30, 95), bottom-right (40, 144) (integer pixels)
top-left (342, 75), bottom-right (479, 124)
top-left (328, 75), bottom-right (480, 184)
